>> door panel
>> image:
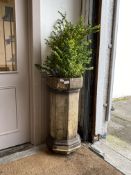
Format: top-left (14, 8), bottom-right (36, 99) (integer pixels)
top-left (0, 0), bottom-right (30, 150)
top-left (95, 0), bottom-right (120, 137)
top-left (0, 87), bottom-right (17, 135)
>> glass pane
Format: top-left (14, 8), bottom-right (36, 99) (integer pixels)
top-left (0, 0), bottom-right (16, 72)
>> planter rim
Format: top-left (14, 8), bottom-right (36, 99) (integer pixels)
top-left (47, 76), bottom-right (83, 91)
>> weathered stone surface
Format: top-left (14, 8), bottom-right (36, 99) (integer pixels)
top-left (68, 91), bottom-right (79, 139)
top-left (50, 91), bottom-right (79, 140)
top-left (47, 134), bottom-right (81, 154)
top-left (47, 77), bottom-right (83, 154)
top-left (56, 93), bottom-right (68, 140)
top-left (47, 77), bottom-right (83, 91)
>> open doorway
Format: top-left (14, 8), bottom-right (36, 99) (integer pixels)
top-left (91, 0), bottom-right (131, 174)
top-left (106, 0), bottom-right (131, 164)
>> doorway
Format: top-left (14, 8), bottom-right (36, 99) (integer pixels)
top-left (90, 0), bottom-right (131, 174)
top-left (91, 0), bottom-right (131, 174)
top-left (106, 0), bottom-right (131, 165)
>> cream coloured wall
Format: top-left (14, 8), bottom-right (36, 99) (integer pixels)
top-left (40, 0), bottom-right (81, 61)
top-left (113, 0), bottom-right (131, 98)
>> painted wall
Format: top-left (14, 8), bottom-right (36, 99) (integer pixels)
top-left (113, 0), bottom-right (131, 98)
top-left (40, 0), bottom-right (81, 61)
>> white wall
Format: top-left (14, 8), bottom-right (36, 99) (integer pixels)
top-left (113, 0), bottom-right (131, 98)
top-left (40, 0), bottom-right (81, 61)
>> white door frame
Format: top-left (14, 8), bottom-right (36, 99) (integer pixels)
top-left (95, 0), bottom-right (120, 137)
top-left (28, 0), bottom-right (44, 145)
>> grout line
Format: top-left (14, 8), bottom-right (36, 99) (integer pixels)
top-left (100, 140), bottom-right (131, 162)
top-left (88, 143), bottom-right (126, 175)
top-left (112, 114), bottom-right (131, 122)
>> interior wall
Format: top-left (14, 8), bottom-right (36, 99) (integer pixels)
top-left (40, 0), bottom-right (81, 60)
top-left (113, 0), bottom-right (131, 98)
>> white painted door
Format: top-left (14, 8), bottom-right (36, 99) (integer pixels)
top-left (95, 0), bottom-right (120, 137)
top-left (0, 0), bottom-right (30, 150)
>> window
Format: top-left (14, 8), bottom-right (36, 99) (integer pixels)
top-left (0, 0), bottom-right (16, 72)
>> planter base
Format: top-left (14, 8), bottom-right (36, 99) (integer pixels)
top-left (47, 134), bottom-right (81, 154)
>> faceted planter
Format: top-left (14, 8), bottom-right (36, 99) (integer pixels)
top-left (47, 77), bottom-right (83, 154)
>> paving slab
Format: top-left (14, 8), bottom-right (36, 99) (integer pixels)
top-left (91, 141), bottom-right (131, 175)
top-left (107, 96), bottom-right (131, 156)
top-left (112, 96), bottom-right (131, 122)
top-left (91, 96), bottom-right (131, 175)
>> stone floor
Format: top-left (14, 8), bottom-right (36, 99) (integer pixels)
top-left (107, 96), bottom-right (131, 160)
top-left (91, 96), bottom-right (131, 175)
top-left (108, 96), bottom-right (131, 144)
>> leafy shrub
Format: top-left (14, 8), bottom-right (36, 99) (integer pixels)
top-left (36, 12), bottom-right (100, 78)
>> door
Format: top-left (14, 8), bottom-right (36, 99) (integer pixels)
top-left (95, 0), bottom-right (120, 137)
top-left (0, 0), bottom-right (30, 150)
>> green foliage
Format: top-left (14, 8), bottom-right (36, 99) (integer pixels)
top-left (36, 12), bottom-right (100, 78)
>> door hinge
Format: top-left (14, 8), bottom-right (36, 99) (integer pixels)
top-left (108, 43), bottom-right (112, 49)
top-left (93, 134), bottom-right (101, 142)
top-left (103, 103), bottom-right (108, 108)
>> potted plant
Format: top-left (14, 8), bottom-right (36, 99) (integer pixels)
top-left (36, 12), bottom-right (100, 154)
